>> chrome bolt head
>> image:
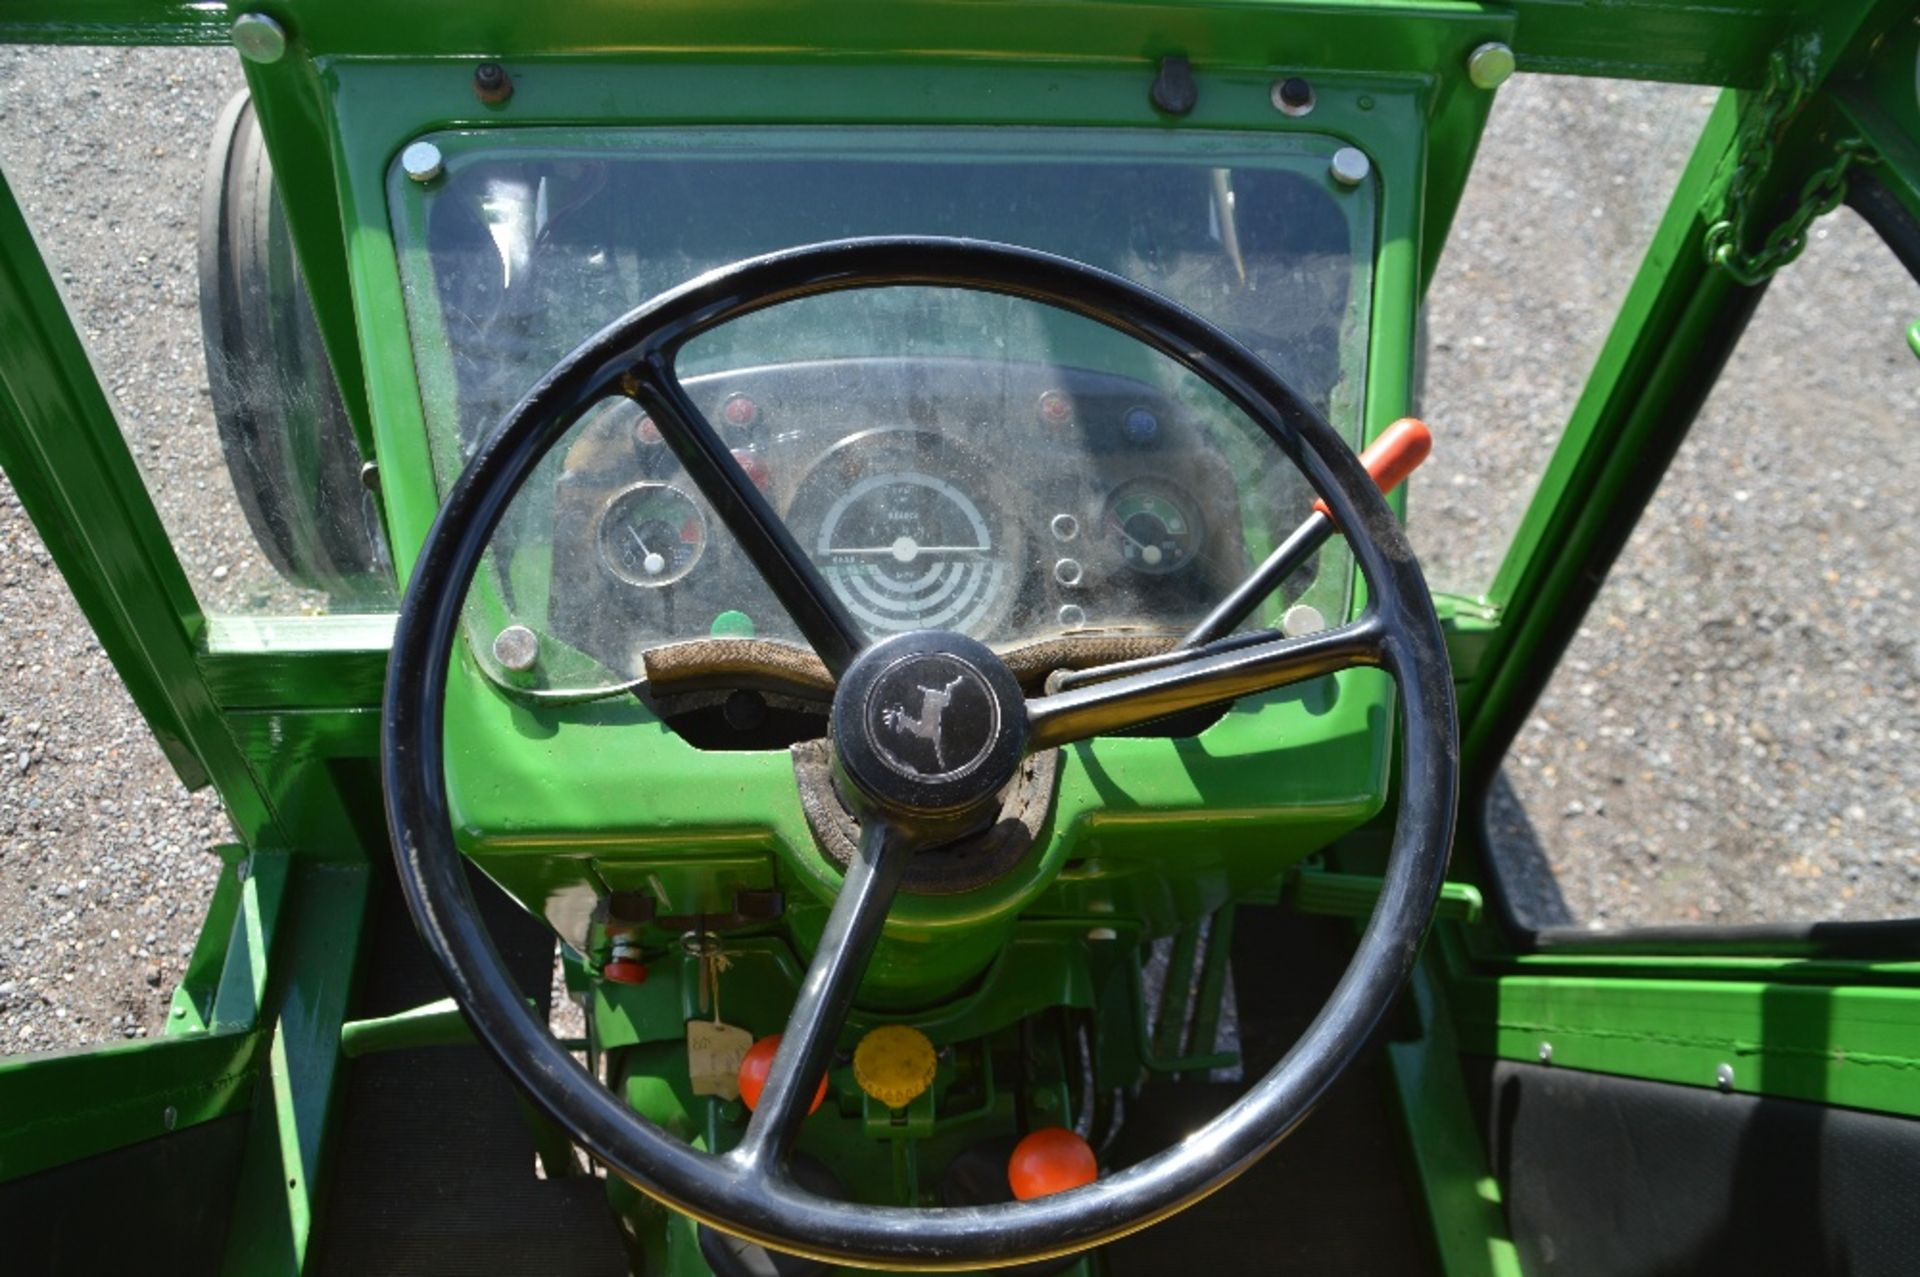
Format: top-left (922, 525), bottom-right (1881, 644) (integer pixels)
top-left (1330, 147), bottom-right (1371, 188)
top-left (1282, 603), bottom-right (1328, 637)
top-left (1467, 42), bottom-right (1516, 90)
top-left (1537, 1041), bottom-right (1553, 1064)
top-left (1715, 1062), bottom-right (1735, 1092)
top-left (231, 13), bottom-right (288, 64)
top-left (401, 140), bottom-right (445, 185)
top-left (493, 624), bottom-right (539, 673)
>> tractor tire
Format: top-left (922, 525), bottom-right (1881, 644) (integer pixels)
top-left (197, 90), bottom-right (391, 602)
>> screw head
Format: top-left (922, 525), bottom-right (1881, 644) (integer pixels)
top-left (231, 13), bottom-right (287, 64)
top-left (401, 140), bottom-right (445, 185)
top-left (1467, 42), bottom-right (1516, 90)
top-left (1537, 1041), bottom-right (1553, 1064)
top-left (1715, 1062), bottom-right (1735, 1091)
top-left (1271, 76), bottom-right (1315, 117)
top-left (1330, 146), bottom-right (1371, 188)
top-left (493, 624), bottom-right (539, 673)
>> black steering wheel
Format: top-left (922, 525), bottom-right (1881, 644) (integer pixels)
top-left (383, 237), bottom-right (1457, 1269)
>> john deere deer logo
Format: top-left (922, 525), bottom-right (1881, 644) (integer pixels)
top-left (880, 674), bottom-right (966, 772)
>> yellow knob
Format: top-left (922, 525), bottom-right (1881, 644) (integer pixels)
top-left (852, 1024), bottom-right (938, 1109)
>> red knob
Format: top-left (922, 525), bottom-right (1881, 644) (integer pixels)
top-left (602, 959), bottom-right (648, 985)
top-left (738, 1034), bottom-right (827, 1115)
top-left (1007, 1127), bottom-right (1098, 1200)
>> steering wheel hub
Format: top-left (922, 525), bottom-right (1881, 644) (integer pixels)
top-left (831, 630), bottom-right (1028, 823)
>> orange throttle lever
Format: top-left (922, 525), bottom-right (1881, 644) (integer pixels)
top-left (1311, 417), bottom-right (1432, 523)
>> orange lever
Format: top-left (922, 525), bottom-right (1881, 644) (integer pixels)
top-left (1313, 416), bottom-right (1432, 521)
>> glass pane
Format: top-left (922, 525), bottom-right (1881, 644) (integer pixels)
top-left (0, 473), bottom-right (228, 1053)
top-left (1485, 207), bottom-right (1920, 929)
top-left (0, 46), bottom-right (395, 614)
top-left (389, 127), bottom-right (1374, 691)
top-left (1414, 75), bottom-right (1714, 595)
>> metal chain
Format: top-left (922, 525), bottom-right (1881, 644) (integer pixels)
top-left (1704, 41), bottom-right (1876, 287)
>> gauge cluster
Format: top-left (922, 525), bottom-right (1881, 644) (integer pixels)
top-left (541, 357), bottom-right (1309, 676)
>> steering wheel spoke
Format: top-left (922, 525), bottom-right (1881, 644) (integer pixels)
top-left (626, 353), bottom-right (866, 678)
top-left (1024, 614), bottom-right (1386, 749)
top-left (730, 818), bottom-right (914, 1175)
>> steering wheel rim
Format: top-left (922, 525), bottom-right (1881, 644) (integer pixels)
top-left (383, 236), bottom-right (1457, 1269)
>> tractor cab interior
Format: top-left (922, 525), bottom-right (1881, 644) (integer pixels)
top-left (1, 3), bottom-right (1917, 1276)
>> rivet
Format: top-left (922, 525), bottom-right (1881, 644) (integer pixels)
top-left (401, 140), bottom-right (445, 185)
top-left (493, 625), bottom-right (539, 673)
top-left (1715, 1062), bottom-right (1735, 1091)
top-left (1467, 42), bottom-right (1516, 91)
top-left (171, 1005), bottom-right (187, 1019)
top-left (1537, 1041), bottom-right (1553, 1064)
top-left (163, 1105), bottom-right (178, 1131)
top-left (358, 461), bottom-right (380, 494)
top-left (230, 14), bottom-right (287, 64)
top-left (1087, 927), bottom-right (1118, 941)
top-left (1270, 76), bottom-right (1315, 117)
top-left (1330, 147), bottom-right (1371, 188)
top-left (1282, 603), bottom-right (1327, 637)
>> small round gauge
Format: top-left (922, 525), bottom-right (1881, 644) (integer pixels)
top-left (1103, 480), bottom-right (1203, 576)
top-left (596, 482), bottom-right (707, 587)
top-left (789, 431), bottom-right (1012, 638)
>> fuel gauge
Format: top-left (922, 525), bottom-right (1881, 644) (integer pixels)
top-left (596, 482), bottom-right (707, 587)
top-left (1103, 480), bottom-right (1202, 576)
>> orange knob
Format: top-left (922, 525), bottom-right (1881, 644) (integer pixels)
top-left (1007, 1127), bottom-right (1099, 1200)
top-left (1313, 416), bottom-right (1433, 522)
top-left (602, 959), bottom-right (648, 985)
top-left (737, 1035), bottom-right (827, 1115)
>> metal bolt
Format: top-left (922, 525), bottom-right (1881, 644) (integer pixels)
top-left (1271, 76), bottom-right (1315, 117)
top-left (1537, 1042), bottom-right (1553, 1064)
top-left (1715, 1062), bottom-right (1735, 1091)
top-left (1282, 603), bottom-right (1327, 637)
top-left (401, 140), bottom-right (445, 185)
top-left (493, 625), bottom-right (539, 673)
top-left (1087, 927), bottom-right (1118, 942)
top-left (163, 1105), bottom-right (178, 1131)
top-left (171, 1005), bottom-right (187, 1019)
top-left (1050, 513), bottom-right (1080, 542)
top-left (1467, 42), bottom-right (1516, 90)
top-left (230, 14), bottom-right (287, 64)
top-left (473, 61), bottom-right (514, 105)
top-left (358, 460), bottom-right (380, 494)
top-left (1058, 604), bottom-right (1087, 629)
top-left (1330, 147), bottom-right (1371, 188)
top-left (1054, 558), bottom-right (1085, 588)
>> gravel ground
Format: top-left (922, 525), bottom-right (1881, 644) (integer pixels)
top-left (0, 55), bottom-right (1913, 1056)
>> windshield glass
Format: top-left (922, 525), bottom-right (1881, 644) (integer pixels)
top-left (391, 128), bottom-right (1375, 693)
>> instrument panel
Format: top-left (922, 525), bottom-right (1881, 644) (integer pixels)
top-left (534, 357), bottom-right (1311, 681)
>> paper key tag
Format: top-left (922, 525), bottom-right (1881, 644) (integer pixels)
top-left (688, 1020), bottom-right (754, 1099)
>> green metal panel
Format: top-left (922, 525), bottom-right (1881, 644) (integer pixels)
top-left (1386, 960), bottom-right (1524, 1277)
top-left (219, 860), bottom-right (371, 1276)
top-left (0, 1028), bottom-right (266, 1183)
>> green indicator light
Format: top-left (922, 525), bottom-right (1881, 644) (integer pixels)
top-left (711, 609), bottom-right (755, 638)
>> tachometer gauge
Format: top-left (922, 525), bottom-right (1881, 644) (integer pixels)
top-left (789, 431), bottom-right (1013, 638)
top-left (596, 482), bottom-right (707, 587)
top-left (1104, 480), bottom-right (1202, 576)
